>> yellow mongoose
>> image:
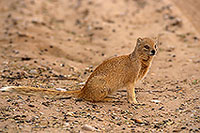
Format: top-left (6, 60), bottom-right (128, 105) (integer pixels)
top-left (1, 37), bottom-right (158, 103)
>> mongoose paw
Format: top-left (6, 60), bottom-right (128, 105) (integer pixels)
top-left (128, 99), bottom-right (138, 104)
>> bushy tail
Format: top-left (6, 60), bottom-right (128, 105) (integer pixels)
top-left (0, 86), bottom-right (81, 98)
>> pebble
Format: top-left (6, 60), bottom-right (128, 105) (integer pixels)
top-left (82, 124), bottom-right (96, 131)
top-left (29, 69), bottom-right (38, 74)
top-left (166, 121), bottom-right (174, 125)
top-left (132, 118), bottom-right (143, 124)
top-left (64, 122), bottom-right (70, 127)
top-left (13, 50), bottom-right (19, 54)
top-left (66, 112), bottom-right (75, 117)
top-left (79, 82), bottom-right (85, 85)
top-left (28, 104), bottom-right (35, 107)
top-left (60, 64), bottom-right (65, 67)
top-left (151, 100), bottom-right (161, 103)
top-left (55, 88), bottom-right (66, 91)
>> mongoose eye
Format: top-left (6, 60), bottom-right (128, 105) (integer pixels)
top-left (144, 45), bottom-right (150, 49)
top-left (155, 45), bottom-right (157, 49)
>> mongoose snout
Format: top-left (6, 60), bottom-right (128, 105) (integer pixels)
top-left (150, 50), bottom-right (156, 56)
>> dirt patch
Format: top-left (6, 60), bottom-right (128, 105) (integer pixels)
top-left (0, 0), bottom-right (199, 132)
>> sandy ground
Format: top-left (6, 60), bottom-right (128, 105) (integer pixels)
top-left (0, 0), bottom-right (200, 132)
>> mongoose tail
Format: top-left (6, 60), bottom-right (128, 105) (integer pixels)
top-left (0, 86), bottom-right (81, 98)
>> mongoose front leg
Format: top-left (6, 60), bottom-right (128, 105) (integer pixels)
top-left (126, 83), bottom-right (138, 104)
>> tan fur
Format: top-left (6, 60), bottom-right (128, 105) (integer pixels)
top-left (1, 37), bottom-right (158, 103)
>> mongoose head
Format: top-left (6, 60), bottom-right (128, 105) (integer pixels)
top-left (134, 37), bottom-right (158, 60)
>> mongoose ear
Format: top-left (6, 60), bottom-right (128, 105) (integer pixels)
top-left (155, 34), bottom-right (162, 45)
top-left (155, 39), bottom-right (159, 46)
top-left (137, 37), bottom-right (143, 45)
top-left (155, 35), bottom-right (160, 46)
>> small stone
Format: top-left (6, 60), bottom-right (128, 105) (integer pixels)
top-left (132, 118), bottom-right (143, 124)
top-left (82, 124), bottom-right (96, 131)
top-left (151, 100), bottom-right (161, 103)
top-left (21, 57), bottom-right (31, 61)
top-left (181, 127), bottom-right (187, 129)
top-left (166, 121), bottom-right (174, 125)
top-left (66, 112), bottom-right (74, 117)
top-left (79, 82), bottom-right (85, 85)
top-left (13, 50), bottom-right (19, 54)
top-left (55, 88), bottom-right (66, 91)
top-left (65, 122), bottom-right (70, 126)
top-left (158, 106), bottom-right (164, 110)
top-left (28, 104), bottom-right (35, 107)
top-left (7, 99), bottom-right (12, 102)
top-left (29, 69), bottom-right (38, 74)
top-left (60, 64), bottom-right (65, 67)
top-left (13, 115), bottom-right (21, 120)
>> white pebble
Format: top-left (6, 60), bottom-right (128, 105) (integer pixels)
top-left (79, 82), bottom-right (85, 85)
top-left (65, 122), bottom-right (70, 127)
top-left (55, 88), bottom-right (67, 91)
top-left (29, 69), bottom-right (38, 74)
top-left (82, 124), bottom-right (96, 131)
top-left (151, 100), bottom-right (161, 103)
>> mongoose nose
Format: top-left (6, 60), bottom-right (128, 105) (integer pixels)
top-left (150, 50), bottom-right (156, 56)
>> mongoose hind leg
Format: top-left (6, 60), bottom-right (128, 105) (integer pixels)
top-left (126, 83), bottom-right (138, 104)
top-left (101, 96), bottom-right (118, 102)
top-left (81, 76), bottom-right (110, 102)
top-left (85, 88), bottom-right (109, 102)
